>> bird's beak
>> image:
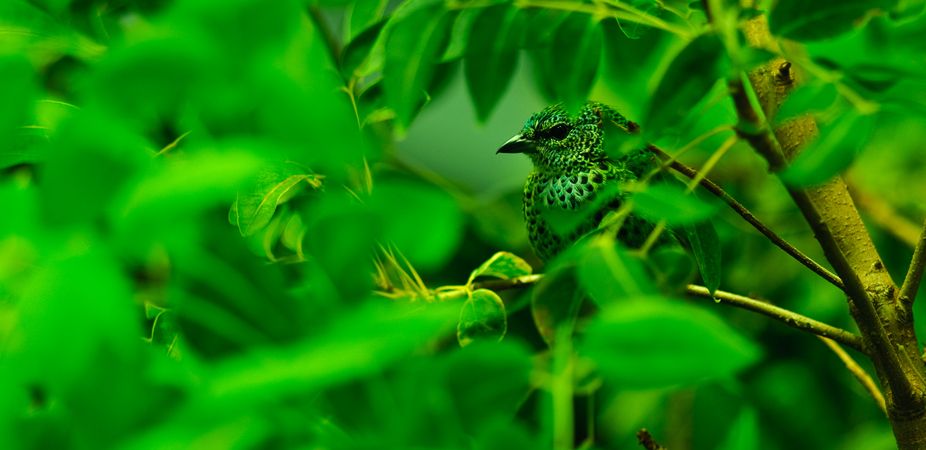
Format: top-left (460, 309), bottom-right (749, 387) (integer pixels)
top-left (496, 134), bottom-right (536, 154)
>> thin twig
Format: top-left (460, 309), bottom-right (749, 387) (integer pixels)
top-left (648, 145), bottom-right (845, 291)
top-left (901, 220), bottom-right (926, 307)
top-left (703, 1), bottom-right (926, 416)
top-left (849, 182), bottom-right (921, 247)
top-left (818, 336), bottom-right (887, 416)
top-left (426, 273), bottom-right (865, 353)
top-left (686, 285), bottom-right (865, 353)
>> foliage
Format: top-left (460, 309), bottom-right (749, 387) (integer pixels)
top-left (2, 0), bottom-right (926, 449)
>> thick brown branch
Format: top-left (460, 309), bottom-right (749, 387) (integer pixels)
top-left (648, 145), bottom-right (844, 291)
top-left (686, 285), bottom-right (864, 353)
top-left (901, 220), bottom-right (926, 307)
top-left (706, 7), bottom-right (926, 429)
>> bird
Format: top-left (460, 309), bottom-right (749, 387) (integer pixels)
top-left (497, 102), bottom-right (672, 262)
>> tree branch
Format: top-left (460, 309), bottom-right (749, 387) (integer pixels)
top-left (702, 4), bottom-right (926, 424)
top-left (685, 285), bottom-right (864, 353)
top-left (901, 220), bottom-right (926, 307)
top-left (437, 273), bottom-right (866, 353)
top-left (648, 145), bottom-right (844, 291)
top-left (818, 336), bottom-right (887, 416)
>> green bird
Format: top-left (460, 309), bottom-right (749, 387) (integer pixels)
top-left (497, 102), bottom-right (671, 262)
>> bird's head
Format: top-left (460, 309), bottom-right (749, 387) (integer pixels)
top-left (497, 102), bottom-right (638, 174)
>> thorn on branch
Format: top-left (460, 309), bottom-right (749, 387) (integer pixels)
top-left (775, 61), bottom-right (794, 85)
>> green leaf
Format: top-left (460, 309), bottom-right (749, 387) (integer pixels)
top-left (118, 147), bottom-right (263, 221)
top-left (383, 3), bottom-right (453, 132)
top-left (775, 81), bottom-right (839, 123)
top-left (457, 289), bottom-right (508, 347)
top-left (577, 238), bottom-right (656, 305)
top-left (467, 251), bottom-right (533, 285)
top-left (633, 182), bottom-right (721, 225)
top-left (339, 19), bottom-right (387, 80)
top-left (0, 55), bottom-right (36, 151)
top-left (890, 0), bottom-right (926, 22)
top-left (781, 111), bottom-right (876, 186)
top-left (531, 259), bottom-right (584, 346)
top-left (345, 0), bottom-right (388, 40)
top-left (464, 4), bottom-right (525, 122)
top-left (717, 408), bottom-right (760, 450)
top-left (580, 299), bottom-right (761, 388)
top-left (207, 301), bottom-right (458, 401)
top-left (644, 245), bottom-right (696, 290)
top-left (644, 33), bottom-right (725, 135)
top-left (230, 162), bottom-right (322, 237)
top-left (769, 0), bottom-right (897, 41)
top-left (549, 13), bottom-right (602, 111)
top-left (683, 220), bottom-right (722, 294)
top-left (372, 179), bottom-right (463, 271)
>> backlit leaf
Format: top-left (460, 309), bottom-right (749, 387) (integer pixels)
top-left (457, 289), bottom-right (507, 347)
top-left (468, 251), bottom-right (533, 285)
top-left (230, 162), bottom-right (322, 237)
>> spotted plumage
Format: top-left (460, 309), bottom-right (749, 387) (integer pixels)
top-left (498, 102), bottom-right (668, 261)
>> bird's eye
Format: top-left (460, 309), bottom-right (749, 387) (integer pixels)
top-left (545, 124), bottom-right (571, 140)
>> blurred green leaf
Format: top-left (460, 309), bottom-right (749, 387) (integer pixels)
top-left (645, 245), bottom-right (696, 290)
top-left (345, 0), bottom-right (388, 40)
top-left (634, 182), bottom-right (721, 225)
top-left (467, 251), bottom-right (533, 285)
top-left (580, 299), bottom-right (761, 388)
top-left (781, 111), bottom-right (876, 186)
top-left (770, 0), bottom-right (897, 41)
top-left (532, 257), bottom-right (584, 345)
top-left (549, 13), bottom-right (602, 111)
top-left (775, 81), bottom-right (839, 123)
top-left (717, 407), bottom-right (760, 450)
top-left (207, 301), bottom-right (458, 401)
top-left (457, 289), bottom-right (507, 347)
top-left (644, 32), bottom-right (725, 135)
top-left (683, 216), bottom-right (722, 294)
top-left (230, 162), bottom-right (322, 237)
top-left (578, 238), bottom-right (656, 305)
top-left (890, 0), bottom-right (926, 21)
top-left (0, 55), bottom-right (36, 156)
top-left (118, 147), bottom-right (263, 221)
top-left (39, 111), bottom-right (151, 226)
top-left (340, 19), bottom-right (386, 80)
top-left (383, 3), bottom-right (453, 132)
top-left (372, 178), bottom-right (463, 271)
top-left (464, 4), bottom-right (525, 122)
